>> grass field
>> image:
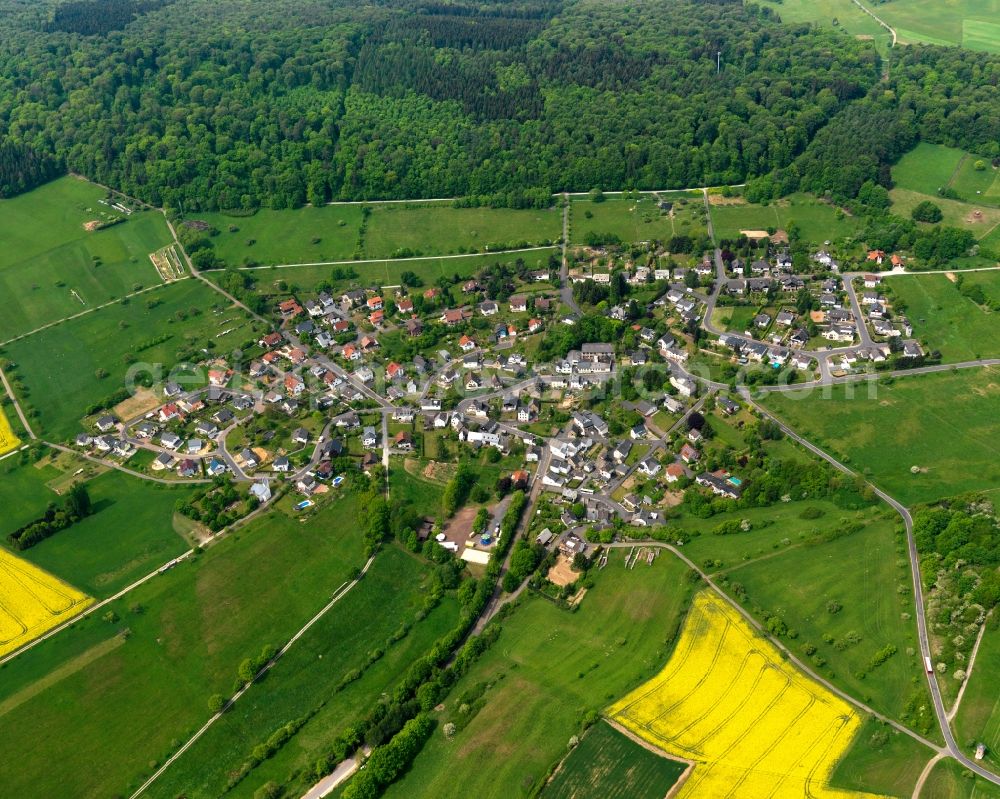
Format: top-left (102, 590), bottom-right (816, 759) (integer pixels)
top-left (1, 278), bottom-right (256, 440)
top-left (144, 546), bottom-right (459, 799)
top-left (9, 470), bottom-right (195, 597)
top-left (382, 553), bottom-right (693, 799)
top-left (0, 177), bottom-right (172, 342)
top-left (228, 248), bottom-right (559, 298)
top-left (829, 717), bottom-right (931, 797)
top-left (542, 720), bottom-right (686, 799)
top-left (885, 272), bottom-right (1000, 362)
top-left (921, 756), bottom-right (1000, 798)
top-left (888, 188), bottom-right (1000, 235)
top-left (0, 496), bottom-right (366, 798)
top-left (0, 456), bottom-right (73, 535)
top-left (954, 622), bottom-right (1000, 772)
top-left (199, 202), bottom-right (560, 266)
top-left (762, 367), bottom-right (1000, 505)
top-left (0, 406), bottom-right (20, 455)
top-left (892, 143), bottom-right (968, 197)
top-left (0, 548), bottom-right (93, 658)
top-left (709, 194), bottom-right (861, 245)
top-left (608, 590), bottom-right (882, 798)
top-left (197, 206), bottom-right (365, 266)
top-left (571, 195), bottom-right (687, 245)
top-left (722, 518), bottom-right (928, 725)
top-left (892, 142), bottom-right (1000, 207)
top-left (752, 0), bottom-right (892, 51)
top-left (878, 0), bottom-right (1000, 53)
top-left (364, 203), bottom-right (560, 257)
top-left (679, 500), bottom-right (888, 572)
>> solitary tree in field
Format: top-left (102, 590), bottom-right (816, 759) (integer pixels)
top-left (66, 483), bottom-right (91, 518)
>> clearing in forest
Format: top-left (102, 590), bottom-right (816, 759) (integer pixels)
top-left (608, 591), bottom-right (885, 799)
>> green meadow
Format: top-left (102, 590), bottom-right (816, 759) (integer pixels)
top-left (891, 143), bottom-right (968, 197)
top-left (830, 717), bottom-right (931, 797)
top-left (0, 497), bottom-right (367, 799)
top-left (709, 194), bottom-right (861, 245)
top-left (888, 188), bottom-right (1000, 235)
top-left (885, 272), bottom-right (1000, 362)
top-left (145, 545), bottom-right (459, 799)
top-left (542, 720), bottom-right (686, 799)
top-left (1, 278), bottom-right (259, 440)
top-left (364, 203), bottom-right (561, 257)
top-left (0, 177), bottom-right (172, 341)
top-left (921, 756), bottom-right (1000, 797)
top-left (720, 517), bottom-right (929, 727)
top-left (10, 469), bottom-right (195, 597)
top-left (571, 195), bottom-right (692, 245)
top-left (762, 366), bottom-right (1000, 505)
top-left (197, 205), bottom-right (365, 266)
top-left (878, 0), bottom-right (1000, 52)
top-left (954, 622), bottom-right (1000, 773)
top-left (198, 202), bottom-right (560, 267)
top-left (752, 0), bottom-right (892, 52)
top-left (228, 248), bottom-right (560, 299)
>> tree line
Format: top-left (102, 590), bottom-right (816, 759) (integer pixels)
top-left (7, 484), bottom-right (92, 550)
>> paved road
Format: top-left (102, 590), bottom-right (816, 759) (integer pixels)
top-left (842, 275), bottom-right (874, 348)
top-left (745, 397), bottom-right (1000, 786)
top-left (129, 553), bottom-right (377, 799)
top-left (468, 441), bottom-right (553, 636)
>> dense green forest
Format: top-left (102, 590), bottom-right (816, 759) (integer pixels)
top-left (0, 0), bottom-right (996, 213)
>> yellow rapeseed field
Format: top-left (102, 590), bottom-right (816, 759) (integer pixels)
top-left (608, 591), bottom-right (887, 798)
top-left (0, 549), bottom-right (94, 659)
top-left (0, 406), bottom-right (20, 456)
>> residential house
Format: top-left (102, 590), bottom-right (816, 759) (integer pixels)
top-left (361, 426), bottom-right (379, 449)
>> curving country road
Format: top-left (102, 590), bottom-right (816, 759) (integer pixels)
top-left (744, 396), bottom-right (1000, 786)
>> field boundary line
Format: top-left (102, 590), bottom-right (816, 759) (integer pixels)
top-left (0, 280), bottom-right (186, 347)
top-left (0, 479), bottom-right (281, 666)
top-left (946, 154), bottom-right (970, 192)
top-left (947, 614), bottom-right (989, 721)
top-left (912, 751), bottom-right (946, 799)
top-left (209, 245), bottom-right (558, 272)
top-left (0, 548), bottom-right (194, 668)
top-left (0, 364), bottom-right (35, 440)
top-left (0, 444), bottom-right (29, 463)
top-left (850, 0), bottom-right (897, 46)
top-left (128, 553), bottom-right (377, 799)
top-left (602, 718), bottom-right (695, 797)
top-left (601, 541), bottom-right (941, 751)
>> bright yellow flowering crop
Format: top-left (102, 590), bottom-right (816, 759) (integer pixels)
top-left (0, 407), bottom-right (20, 456)
top-left (608, 591), bottom-right (887, 798)
top-left (0, 549), bottom-right (93, 658)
